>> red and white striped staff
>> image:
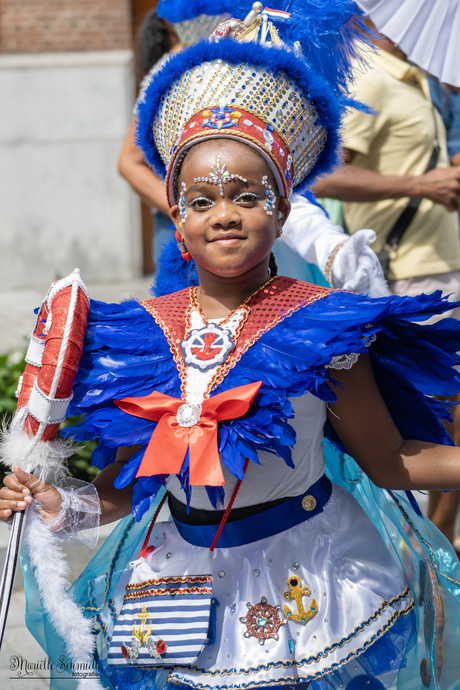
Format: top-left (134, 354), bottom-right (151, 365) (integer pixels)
top-left (0, 268), bottom-right (90, 653)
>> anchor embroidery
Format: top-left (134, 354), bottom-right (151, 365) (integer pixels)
top-left (120, 604), bottom-right (167, 661)
top-left (133, 604), bottom-right (152, 645)
top-left (283, 575), bottom-right (318, 625)
top-left (192, 332), bottom-right (222, 361)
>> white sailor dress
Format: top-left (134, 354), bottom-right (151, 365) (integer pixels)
top-left (52, 275), bottom-right (460, 690)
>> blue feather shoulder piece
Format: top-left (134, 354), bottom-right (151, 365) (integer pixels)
top-left (63, 284), bottom-right (460, 521)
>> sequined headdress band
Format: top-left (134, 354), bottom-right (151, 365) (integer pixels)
top-left (165, 106), bottom-right (295, 203)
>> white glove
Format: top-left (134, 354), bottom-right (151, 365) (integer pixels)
top-left (281, 195), bottom-right (390, 297)
top-left (332, 230), bottom-right (391, 297)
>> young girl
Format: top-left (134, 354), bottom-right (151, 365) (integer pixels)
top-left (3, 3), bottom-right (460, 689)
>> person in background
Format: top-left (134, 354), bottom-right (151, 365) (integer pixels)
top-left (426, 77), bottom-right (460, 552)
top-left (314, 20), bottom-right (460, 547)
top-left (429, 79), bottom-right (460, 167)
top-left (118, 10), bottom-right (182, 270)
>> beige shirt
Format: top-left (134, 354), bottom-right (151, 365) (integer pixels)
top-left (342, 49), bottom-right (460, 281)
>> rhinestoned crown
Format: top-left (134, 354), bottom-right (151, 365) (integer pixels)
top-left (137, 3), bottom-right (344, 202)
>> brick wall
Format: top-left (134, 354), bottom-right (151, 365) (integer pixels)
top-left (0, 0), bottom-right (133, 53)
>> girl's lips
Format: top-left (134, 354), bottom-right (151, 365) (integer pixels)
top-left (209, 235), bottom-right (246, 244)
top-left (211, 237), bottom-right (245, 247)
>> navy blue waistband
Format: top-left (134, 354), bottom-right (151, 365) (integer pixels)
top-left (173, 474), bottom-right (332, 548)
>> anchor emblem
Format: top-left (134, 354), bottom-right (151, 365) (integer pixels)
top-left (283, 575), bottom-right (318, 625)
top-left (191, 332), bottom-right (222, 361)
top-left (120, 604), bottom-right (167, 661)
top-left (133, 604), bottom-right (152, 646)
top-left (181, 323), bottom-right (235, 371)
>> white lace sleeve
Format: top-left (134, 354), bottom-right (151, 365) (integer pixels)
top-left (44, 478), bottom-right (101, 548)
top-left (326, 353), bottom-right (360, 370)
top-left (326, 332), bottom-right (377, 370)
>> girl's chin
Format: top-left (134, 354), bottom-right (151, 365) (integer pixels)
top-left (195, 253), bottom-right (271, 279)
top-left (199, 266), bottom-right (266, 281)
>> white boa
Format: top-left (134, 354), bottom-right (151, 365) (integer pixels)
top-left (23, 505), bottom-right (104, 690)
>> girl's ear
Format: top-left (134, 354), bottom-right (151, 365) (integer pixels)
top-left (278, 197), bottom-right (291, 227)
top-left (169, 204), bottom-right (181, 231)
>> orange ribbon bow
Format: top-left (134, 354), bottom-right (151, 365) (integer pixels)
top-left (115, 381), bottom-right (262, 487)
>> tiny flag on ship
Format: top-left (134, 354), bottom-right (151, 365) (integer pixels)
top-left (262, 7), bottom-right (292, 21)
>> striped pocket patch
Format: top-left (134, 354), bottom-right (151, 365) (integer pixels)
top-left (108, 573), bottom-right (213, 666)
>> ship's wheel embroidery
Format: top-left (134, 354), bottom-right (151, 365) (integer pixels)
top-left (239, 596), bottom-right (287, 645)
top-left (181, 323), bottom-right (235, 371)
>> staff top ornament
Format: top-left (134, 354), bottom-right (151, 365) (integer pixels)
top-left (0, 269), bottom-right (90, 483)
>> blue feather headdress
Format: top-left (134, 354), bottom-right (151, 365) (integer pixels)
top-left (136, 0), bottom-right (372, 201)
top-left (158, 0), bottom-right (373, 107)
top-left (157, 0), bottom-right (235, 22)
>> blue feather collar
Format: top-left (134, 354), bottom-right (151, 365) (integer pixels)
top-left (65, 281), bottom-right (460, 520)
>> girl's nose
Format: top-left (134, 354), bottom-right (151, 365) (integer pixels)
top-left (209, 200), bottom-right (241, 227)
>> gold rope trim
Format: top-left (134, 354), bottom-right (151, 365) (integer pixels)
top-left (141, 298), bottom-right (189, 399)
top-left (83, 517), bottom-right (136, 613)
top-left (126, 575), bottom-right (212, 591)
top-left (324, 239), bottom-right (348, 288)
top-left (209, 287), bottom-right (332, 394)
top-left (170, 586), bottom-right (413, 677)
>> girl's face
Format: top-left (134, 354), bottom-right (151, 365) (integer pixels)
top-left (170, 140), bottom-right (290, 279)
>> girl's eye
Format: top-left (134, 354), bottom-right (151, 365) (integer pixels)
top-left (189, 196), bottom-right (214, 209)
top-left (234, 192), bottom-right (261, 205)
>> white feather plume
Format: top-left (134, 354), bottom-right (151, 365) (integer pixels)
top-left (0, 424), bottom-right (75, 484)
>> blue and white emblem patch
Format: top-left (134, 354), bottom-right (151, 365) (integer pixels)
top-left (181, 323), bottom-right (235, 371)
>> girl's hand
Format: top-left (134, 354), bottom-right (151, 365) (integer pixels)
top-left (0, 466), bottom-right (63, 522)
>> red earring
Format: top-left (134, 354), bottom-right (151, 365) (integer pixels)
top-left (175, 230), bottom-right (192, 262)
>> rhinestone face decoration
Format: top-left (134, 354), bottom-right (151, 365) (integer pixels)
top-left (180, 323), bottom-right (235, 371)
top-left (240, 596), bottom-right (287, 645)
top-left (194, 155), bottom-right (247, 197)
top-left (176, 403), bottom-right (202, 428)
top-left (262, 176), bottom-right (276, 215)
top-left (179, 182), bottom-right (187, 223)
